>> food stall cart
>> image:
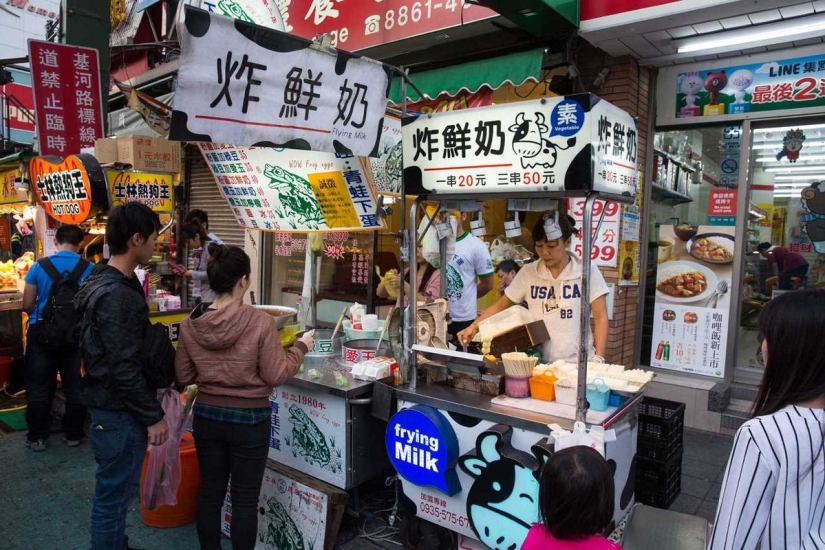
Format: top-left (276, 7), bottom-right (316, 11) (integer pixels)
top-left (385, 94), bottom-right (648, 549)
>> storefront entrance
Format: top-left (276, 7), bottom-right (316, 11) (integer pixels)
top-left (734, 117), bottom-right (825, 385)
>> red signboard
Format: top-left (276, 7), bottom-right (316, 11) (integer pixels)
top-left (284, 0), bottom-right (497, 51)
top-left (708, 189), bottom-right (737, 216)
top-left (28, 40), bottom-right (104, 157)
top-left (581, 0), bottom-right (680, 21)
top-left (1, 82), bottom-right (35, 133)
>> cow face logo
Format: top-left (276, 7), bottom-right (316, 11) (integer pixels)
top-left (509, 112), bottom-right (576, 170)
top-left (459, 425), bottom-right (551, 550)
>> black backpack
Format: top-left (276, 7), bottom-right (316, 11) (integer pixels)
top-left (38, 257), bottom-right (89, 350)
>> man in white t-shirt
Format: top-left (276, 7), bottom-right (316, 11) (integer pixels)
top-left (446, 219), bottom-right (494, 344)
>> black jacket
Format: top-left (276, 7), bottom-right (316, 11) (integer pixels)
top-left (75, 263), bottom-right (164, 426)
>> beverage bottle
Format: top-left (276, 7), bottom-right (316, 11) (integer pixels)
top-left (655, 341), bottom-right (664, 360)
top-left (663, 341), bottom-right (671, 361)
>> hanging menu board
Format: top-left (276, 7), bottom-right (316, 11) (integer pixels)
top-left (198, 144), bottom-right (383, 232)
top-left (649, 225), bottom-right (734, 377)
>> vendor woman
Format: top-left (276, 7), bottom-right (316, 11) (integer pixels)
top-left (457, 213), bottom-right (609, 363)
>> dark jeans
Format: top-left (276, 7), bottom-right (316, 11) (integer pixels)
top-left (780, 265), bottom-right (809, 290)
top-left (25, 325), bottom-right (85, 441)
top-left (89, 408), bottom-right (147, 550)
top-left (193, 415), bottom-right (269, 550)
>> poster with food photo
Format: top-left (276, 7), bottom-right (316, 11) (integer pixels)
top-left (650, 225), bottom-right (734, 377)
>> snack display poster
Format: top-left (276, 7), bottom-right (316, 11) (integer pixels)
top-left (649, 225), bottom-right (734, 377)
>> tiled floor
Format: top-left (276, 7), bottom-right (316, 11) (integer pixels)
top-left (668, 427), bottom-right (734, 525)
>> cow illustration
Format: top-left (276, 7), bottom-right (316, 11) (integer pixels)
top-left (801, 181), bottom-right (825, 254)
top-left (459, 425), bottom-right (552, 550)
top-left (776, 129), bottom-right (806, 163)
top-left (509, 112), bottom-right (576, 170)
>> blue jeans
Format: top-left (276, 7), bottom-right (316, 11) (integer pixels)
top-left (25, 324), bottom-right (85, 441)
top-left (89, 408), bottom-right (147, 550)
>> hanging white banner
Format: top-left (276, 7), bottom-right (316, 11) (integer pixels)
top-left (172, 6), bottom-right (391, 157)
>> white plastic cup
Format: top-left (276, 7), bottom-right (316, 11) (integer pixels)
top-left (362, 314), bottom-right (379, 331)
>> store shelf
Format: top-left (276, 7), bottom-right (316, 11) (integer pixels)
top-left (654, 149), bottom-right (697, 173)
top-left (748, 204), bottom-right (767, 220)
top-left (651, 183), bottom-right (693, 205)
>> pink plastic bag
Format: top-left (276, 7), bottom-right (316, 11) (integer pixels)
top-left (141, 389), bottom-right (183, 510)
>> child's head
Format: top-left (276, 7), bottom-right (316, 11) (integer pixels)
top-left (539, 446), bottom-right (615, 540)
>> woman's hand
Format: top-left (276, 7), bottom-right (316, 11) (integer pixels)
top-left (297, 329), bottom-right (315, 352)
top-left (457, 323), bottom-right (479, 347)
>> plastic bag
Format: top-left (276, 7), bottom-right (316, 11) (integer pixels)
top-left (141, 388), bottom-right (184, 510)
top-left (548, 421), bottom-right (616, 458)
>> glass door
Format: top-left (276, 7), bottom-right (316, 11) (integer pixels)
top-left (734, 117), bottom-right (825, 384)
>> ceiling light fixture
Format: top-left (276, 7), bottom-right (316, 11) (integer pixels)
top-left (758, 156), bottom-right (825, 163)
top-left (766, 166), bottom-right (825, 173)
top-left (754, 123), bottom-right (825, 134)
top-left (752, 141), bottom-right (825, 150)
top-left (676, 14), bottom-right (825, 54)
top-left (774, 175), bottom-right (825, 181)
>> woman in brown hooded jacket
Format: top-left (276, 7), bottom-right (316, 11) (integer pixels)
top-left (175, 245), bottom-right (313, 550)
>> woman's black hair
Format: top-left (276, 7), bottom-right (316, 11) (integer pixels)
top-left (753, 289), bottom-right (825, 417)
top-left (181, 222), bottom-right (207, 243)
top-left (531, 213), bottom-right (578, 244)
top-left (757, 242), bottom-right (772, 252)
top-left (206, 245), bottom-right (251, 295)
top-left (539, 446), bottom-right (615, 541)
top-left (405, 262), bottom-right (437, 294)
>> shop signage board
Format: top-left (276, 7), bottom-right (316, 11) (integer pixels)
top-left (0, 68), bottom-right (36, 145)
top-left (28, 40), bottom-right (104, 157)
top-left (198, 143), bottom-right (383, 232)
top-left (568, 198), bottom-right (621, 268)
top-left (29, 154), bottom-right (108, 225)
top-left (269, 384), bottom-right (347, 488)
top-left (278, 0), bottom-right (497, 51)
top-left (221, 465), bottom-right (330, 550)
top-left (675, 53), bottom-right (825, 119)
top-left (649, 225), bottom-right (734, 377)
top-left (369, 116), bottom-right (403, 195)
top-left (0, 169), bottom-right (28, 205)
top-left (403, 94), bottom-right (639, 201)
top-left (149, 311), bottom-right (186, 348)
top-left (718, 125), bottom-right (742, 188)
top-left (171, 7), bottom-right (391, 157)
top-left (0, 219), bottom-right (10, 252)
top-left (708, 189), bottom-right (737, 226)
top-left (106, 170), bottom-right (174, 213)
top-left (392, 400), bottom-right (638, 547)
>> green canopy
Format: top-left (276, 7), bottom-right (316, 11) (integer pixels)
top-left (389, 49), bottom-right (545, 104)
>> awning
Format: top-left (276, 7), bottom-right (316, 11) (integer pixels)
top-left (389, 49), bottom-right (545, 103)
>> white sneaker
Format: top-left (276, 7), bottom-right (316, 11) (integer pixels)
top-left (26, 439), bottom-right (46, 452)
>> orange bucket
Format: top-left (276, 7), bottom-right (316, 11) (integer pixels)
top-left (0, 356), bottom-right (13, 387)
top-left (140, 431), bottom-right (201, 528)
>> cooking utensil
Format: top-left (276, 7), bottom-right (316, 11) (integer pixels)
top-left (375, 306), bottom-right (395, 354)
top-left (252, 305), bottom-right (299, 330)
top-left (331, 306), bottom-right (347, 342)
top-left (712, 280), bottom-right (728, 309)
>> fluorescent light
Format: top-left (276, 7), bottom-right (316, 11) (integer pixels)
top-left (752, 141), bottom-right (825, 150)
top-left (754, 124), bottom-right (825, 134)
top-left (677, 14), bottom-right (825, 54)
top-left (766, 166), bottom-right (825, 173)
top-left (758, 156), bottom-right (825, 163)
top-left (774, 175), bottom-right (825, 181)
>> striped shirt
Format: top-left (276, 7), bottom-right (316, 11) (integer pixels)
top-left (709, 405), bottom-right (825, 549)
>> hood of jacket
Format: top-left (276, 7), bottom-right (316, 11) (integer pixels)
top-left (185, 300), bottom-right (256, 351)
top-left (74, 263), bottom-right (142, 318)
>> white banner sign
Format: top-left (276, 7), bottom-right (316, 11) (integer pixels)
top-left (173, 6), bottom-right (390, 157)
top-left (269, 384), bottom-right (348, 488)
top-left (198, 143), bottom-right (383, 232)
top-left (402, 94), bottom-right (638, 198)
top-left (369, 116), bottom-right (403, 195)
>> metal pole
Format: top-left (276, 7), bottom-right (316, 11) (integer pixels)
top-left (409, 197), bottom-right (423, 389)
top-left (398, 70), bottom-right (408, 316)
top-left (576, 193), bottom-right (600, 424)
top-left (309, 250), bottom-right (317, 328)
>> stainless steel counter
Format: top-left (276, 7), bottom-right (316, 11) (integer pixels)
top-left (395, 382), bottom-right (643, 434)
top-left (285, 368), bottom-right (378, 400)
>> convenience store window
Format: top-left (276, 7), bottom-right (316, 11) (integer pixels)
top-left (641, 124), bottom-right (744, 377)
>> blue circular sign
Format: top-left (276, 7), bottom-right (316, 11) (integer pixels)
top-left (386, 405), bottom-right (461, 496)
top-left (721, 158), bottom-right (738, 174)
top-left (550, 100), bottom-right (585, 138)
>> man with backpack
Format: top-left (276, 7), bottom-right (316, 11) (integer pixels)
top-left (22, 224), bottom-right (92, 451)
top-left (75, 202), bottom-right (171, 550)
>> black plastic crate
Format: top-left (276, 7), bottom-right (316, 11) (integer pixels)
top-left (637, 397), bottom-right (685, 460)
top-left (636, 448), bottom-right (683, 508)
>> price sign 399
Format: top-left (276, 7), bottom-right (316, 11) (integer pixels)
top-left (568, 198), bottom-right (621, 268)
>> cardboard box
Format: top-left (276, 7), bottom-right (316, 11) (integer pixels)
top-left (117, 136), bottom-right (181, 173)
top-left (489, 320), bottom-right (551, 358)
top-left (94, 138), bottom-right (119, 164)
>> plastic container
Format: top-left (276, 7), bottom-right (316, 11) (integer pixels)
top-left (554, 378), bottom-right (577, 406)
top-left (528, 375), bottom-right (556, 401)
top-left (342, 320), bottom-right (384, 341)
top-left (586, 378), bottom-right (611, 411)
top-left (504, 375), bottom-right (530, 398)
top-left (636, 447), bottom-right (683, 509)
top-left (140, 432), bottom-right (200, 528)
top-left (0, 356), bottom-right (12, 388)
top-left (637, 397), bottom-right (685, 461)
